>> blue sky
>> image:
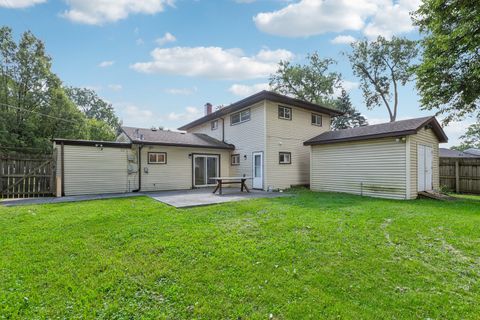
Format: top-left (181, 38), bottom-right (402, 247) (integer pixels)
top-left (0, 0), bottom-right (470, 146)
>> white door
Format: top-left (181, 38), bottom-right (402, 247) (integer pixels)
top-left (252, 152), bottom-right (263, 189)
top-left (193, 155), bottom-right (219, 187)
top-left (417, 145), bottom-right (433, 191)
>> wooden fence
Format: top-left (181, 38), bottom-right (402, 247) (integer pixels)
top-left (0, 153), bottom-right (56, 199)
top-left (440, 158), bottom-right (480, 194)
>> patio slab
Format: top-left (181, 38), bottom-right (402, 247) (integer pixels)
top-left (1, 188), bottom-right (288, 208)
top-left (147, 188), bottom-right (289, 208)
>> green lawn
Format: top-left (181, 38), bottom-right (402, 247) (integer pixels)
top-left (1, 190), bottom-right (479, 319)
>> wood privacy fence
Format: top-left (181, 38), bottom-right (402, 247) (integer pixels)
top-left (0, 153), bottom-right (56, 199)
top-left (440, 158), bottom-right (480, 194)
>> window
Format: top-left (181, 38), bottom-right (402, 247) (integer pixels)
top-left (311, 113), bottom-right (322, 126)
top-left (211, 120), bottom-right (218, 130)
top-left (278, 105), bottom-right (292, 120)
top-left (231, 154), bottom-right (240, 165)
top-left (231, 109), bottom-right (251, 125)
top-left (279, 152), bottom-right (291, 164)
top-left (148, 152), bottom-right (167, 164)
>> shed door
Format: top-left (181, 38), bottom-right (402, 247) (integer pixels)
top-left (418, 145), bottom-right (433, 191)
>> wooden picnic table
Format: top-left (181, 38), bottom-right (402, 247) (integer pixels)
top-left (212, 177), bottom-right (252, 195)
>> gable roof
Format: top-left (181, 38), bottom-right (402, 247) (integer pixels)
top-left (177, 90), bottom-right (343, 131)
top-left (304, 116), bottom-right (448, 146)
top-left (440, 148), bottom-right (480, 158)
top-left (121, 126), bottom-right (234, 150)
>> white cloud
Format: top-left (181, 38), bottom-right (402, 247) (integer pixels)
top-left (333, 80), bottom-right (359, 97)
top-left (131, 47), bottom-right (294, 80)
top-left (253, 0), bottom-right (420, 38)
top-left (0, 0), bottom-right (45, 8)
top-left (363, 0), bottom-right (420, 38)
top-left (164, 86), bottom-right (197, 95)
top-left (331, 35), bottom-right (356, 44)
top-left (136, 38), bottom-right (145, 45)
top-left (166, 106), bottom-right (201, 121)
top-left (61, 0), bottom-right (175, 25)
top-left (119, 104), bottom-right (157, 127)
top-left (98, 60), bottom-right (115, 68)
top-left (441, 118), bottom-right (475, 148)
top-left (155, 32), bottom-right (176, 46)
top-left (229, 83), bottom-right (270, 96)
top-left (108, 84), bottom-right (122, 91)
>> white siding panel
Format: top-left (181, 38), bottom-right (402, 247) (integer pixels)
top-left (140, 146), bottom-right (230, 191)
top-left (265, 101), bottom-right (331, 190)
top-left (310, 137), bottom-right (407, 199)
top-left (187, 102), bottom-right (265, 189)
top-left (63, 145), bottom-right (130, 196)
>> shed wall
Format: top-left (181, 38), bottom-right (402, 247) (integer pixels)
top-left (310, 137), bottom-right (407, 199)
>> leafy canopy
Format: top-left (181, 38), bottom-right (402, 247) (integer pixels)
top-left (347, 36), bottom-right (418, 122)
top-left (413, 0), bottom-right (480, 124)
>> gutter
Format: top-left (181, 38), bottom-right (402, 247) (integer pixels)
top-left (132, 144), bottom-right (143, 192)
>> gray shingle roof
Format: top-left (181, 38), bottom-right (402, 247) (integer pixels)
top-left (178, 90), bottom-right (343, 131)
top-left (440, 148), bottom-right (480, 158)
top-left (304, 116), bottom-right (448, 145)
top-left (121, 126), bottom-right (234, 149)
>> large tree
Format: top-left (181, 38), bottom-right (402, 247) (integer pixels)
top-left (452, 124), bottom-right (480, 151)
top-left (269, 52), bottom-right (367, 128)
top-left (0, 26), bottom-right (116, 153)
top-left (413, 0), bottom-right (480, 124)
top-left (347, 36), bottom-right (418, 122)
top-left (269, 52), bottom-right (341, 106)
top-left (331, 89), bottom-right (368, 130)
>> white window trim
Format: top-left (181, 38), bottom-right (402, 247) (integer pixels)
top-left (278, 105), bottom-right (292, 120)
top-left (279, 152), bottom-right (291, 164)
top-left (230, 109), bottom-right (251, 125)
top-left (211, 120), bottom-right (218, 130)
top-left (231, 154), bottom-right (240, 165)
top-left (148, 152), bottom-right (167, 164)
top-left (311, 113), bottom-right (322, 126)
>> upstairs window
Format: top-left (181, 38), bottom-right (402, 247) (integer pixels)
top-left (279, 152), bottom-right (291, 164)
top-left (278, 105), bottom-right (292, 120)
top-left (311, 113), bottom-right (322, 126)
top-left (211, 120), bottom-right (218, 130)
top-left (231, 154), bottom-right (240, 165)
top-left (231, 109), bottom-right (251, 125)
top-left (148, 152), bottom-right (167, 164)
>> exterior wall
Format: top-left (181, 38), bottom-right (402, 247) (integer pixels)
top-left (310, 137), bottom-right (408, 199)
top-left (139, 145), bottom-right (230, 192)
top-left (408, 128), bottom-right (440, 198)
top-left (186, 101), bottom-right (266, 189)
top-left (264, 100), bottom-right (331, 189)
top-left (116, 132), bottom-right (130, 142)
top-left (56, 145), bottom-right (134, 196)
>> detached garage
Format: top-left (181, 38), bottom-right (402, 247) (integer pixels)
top-left (304, 116), bottom-right (448, 200)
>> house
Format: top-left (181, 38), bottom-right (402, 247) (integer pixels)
top-left (54, 90), bottom-right (341, 196)
top-left (440, 148), bottom-right (480, 159)
top-left (53, 91), bottom-right (448, 200)
top-left (304, 116), bottom-right (448, 199)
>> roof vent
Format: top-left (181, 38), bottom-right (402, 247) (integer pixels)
top-left (139, 134), bottom-right (144, 140)
top-left (151, 127), bottom-right (158, 131)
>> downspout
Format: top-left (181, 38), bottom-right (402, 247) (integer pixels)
top-left (221, 117), bottom-right (225, 142)
top-left (132, 144), bottom-right (143, 192)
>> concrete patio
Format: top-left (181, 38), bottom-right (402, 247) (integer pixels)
top-left (1, 188), bottom-right (288, 208)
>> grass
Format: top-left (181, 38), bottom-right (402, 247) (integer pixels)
top-left (1, 190), bottom-right (479, 319)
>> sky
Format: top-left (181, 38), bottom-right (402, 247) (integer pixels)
top-left (0, 0), bottom-right (472, 147)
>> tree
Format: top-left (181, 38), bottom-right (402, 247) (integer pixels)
top-left (65, 87), bottom-right (119, 128)
top-left (347, 36), bottom-right (418, 122)
top-left (452, 124), bottom-right (480, 151)
top-left (413, 0), bottom-right (479, 124)
top-left (269, 52), bottom-right (341, 106)
top-left (331, 89), bottom-right (368, 130)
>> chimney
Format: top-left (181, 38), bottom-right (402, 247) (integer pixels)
top-left (204, 102), bottom-right (213, 116)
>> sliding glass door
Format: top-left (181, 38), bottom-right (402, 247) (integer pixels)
top-left (194, 155), bottom-right (219, 187)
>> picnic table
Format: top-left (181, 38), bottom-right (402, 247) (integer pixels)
top-left (212, 177), bottom-right (252, 195)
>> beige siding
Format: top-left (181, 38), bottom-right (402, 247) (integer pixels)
top-left (59, 145), bottom-right (132, 196)
top-left (310, 137), bottom-right (407, 199)
top-left (187, 102), bottom-right (265, 189)
top-left (409, 128), bottom-right (440, 198)
top-left (140, 146), bottom-right (230, 191)
top-left (265, 101), bottom-right (330, 189)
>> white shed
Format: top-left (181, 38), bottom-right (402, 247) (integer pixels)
top-left (304, 117), bottom-right (448, 200)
